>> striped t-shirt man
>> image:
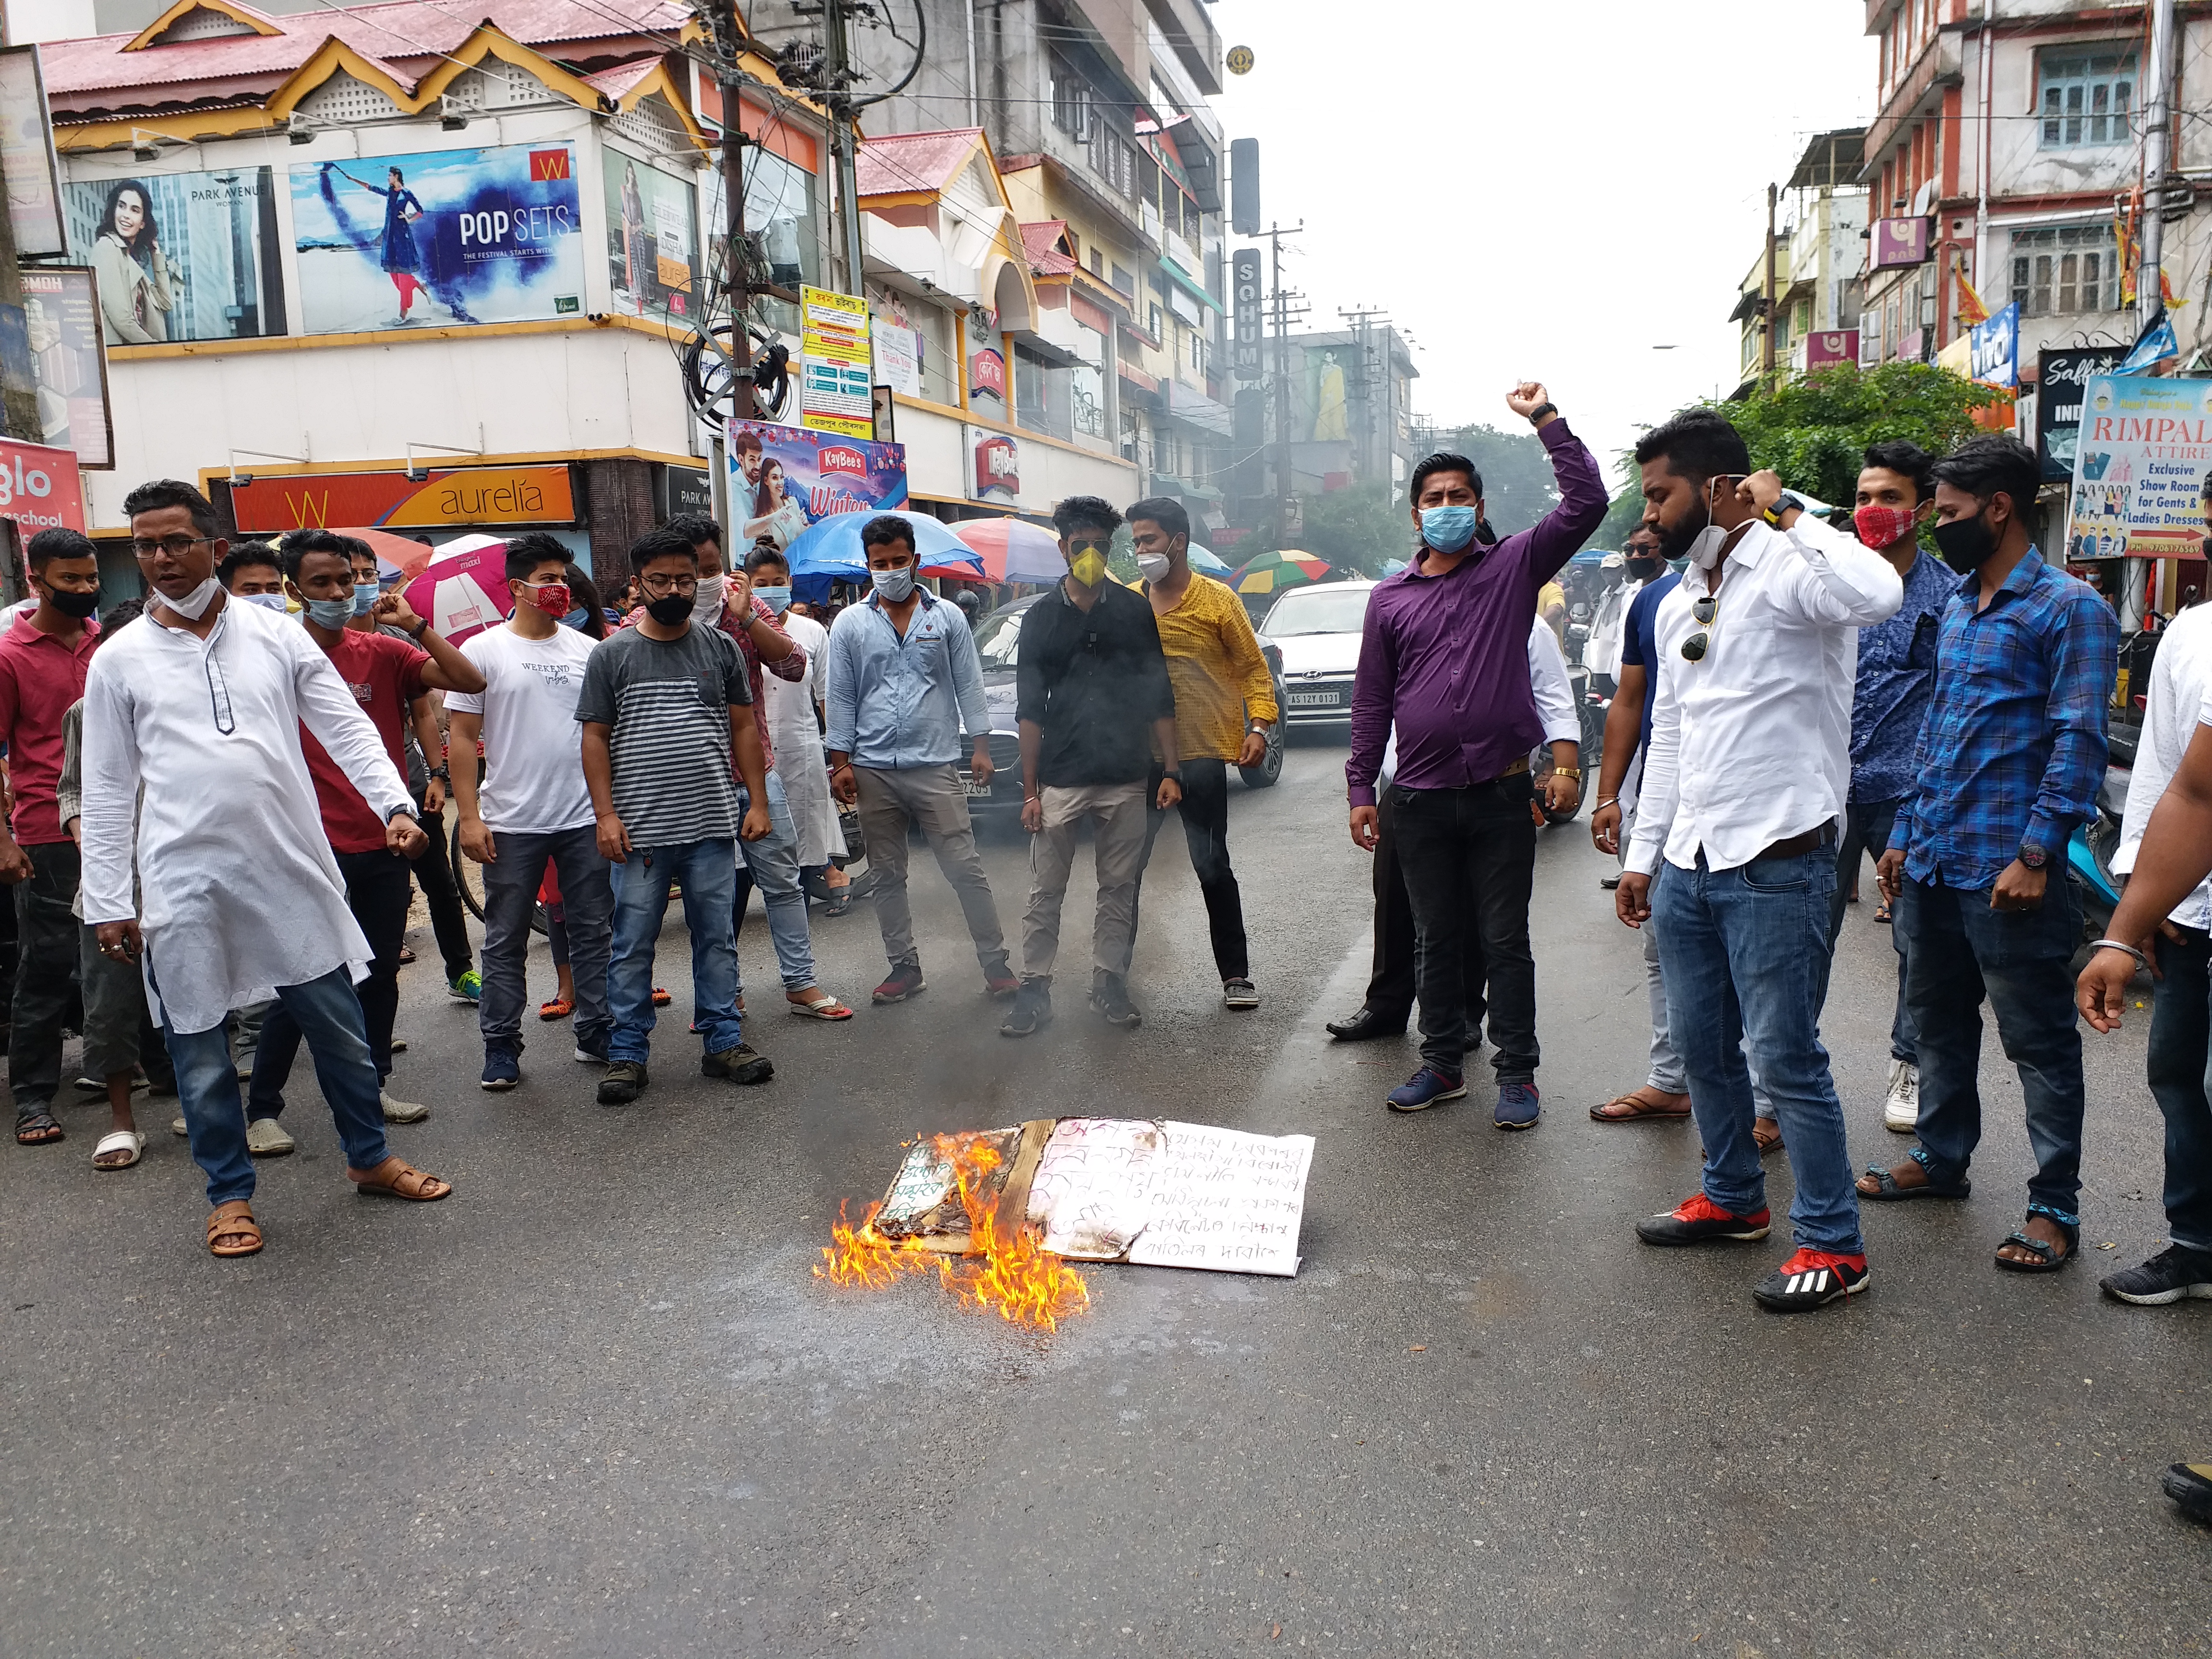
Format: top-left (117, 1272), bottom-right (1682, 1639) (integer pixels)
top-left (575, 623), bottom-right (752, 846)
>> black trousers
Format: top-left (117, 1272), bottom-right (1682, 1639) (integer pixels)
top-left (1132, 757), bottom-right (1250, 981)
top-left (1361, 789), bottom-right (1489, 1037)
top-left (9, 841), bottom-right (80, 1114)
top-left (250, 847), bottom-right (411, 1115)
top-left (1390, 776), bottom-right (1538, 1082)
top-left (410, 801), bottom-right (475, 982)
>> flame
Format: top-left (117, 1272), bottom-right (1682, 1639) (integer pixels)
top-left (814, 1131), bottom-right (1089, 1331)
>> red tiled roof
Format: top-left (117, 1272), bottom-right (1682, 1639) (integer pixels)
top-left (582, 56), bottom-right (661, 101)
top-left (42, 0), bottom-right (689, 107)
top-left (1021, 219), bottom-right (1076, 276)
top-left (855, 127), bottom-right (982, 199)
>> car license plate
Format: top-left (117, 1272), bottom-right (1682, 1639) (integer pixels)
top-left (958, 773), bottom-right (991, 797)
top-left (1288, 690), bottom-right (1340, 707)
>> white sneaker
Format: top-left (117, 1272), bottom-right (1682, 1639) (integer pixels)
top-left (1882, 1058), bottom-right (1919, 1133)
top-left (380, 1090), bottom-right (431, 1124)
top-left (245, 1117), bottom-right (295, 1156)
top-left (171, 1114), bottom-right (188, 1137)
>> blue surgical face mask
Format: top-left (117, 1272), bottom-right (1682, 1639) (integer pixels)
top-left (304, 596), bottom-right (356, 629)
top-left (872, 564), bottom-right (917, 603)
top-left (241, 592), bottom-right (289, 611)
top-left (559, 606), bottom-right (590, 631)
top-left (351, 580), bottom-right (380, 617)
top-left (1419, 505), bottom-right (1479, 554)
top-left (754, 584), bottom-right (792, 615)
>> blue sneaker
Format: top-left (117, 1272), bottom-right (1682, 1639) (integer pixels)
top-left (449, 969), bottom-right (483, 1003)
top-left (1494, 1080), bottom-right (1540, 1130)
top-left (480, 1042), bottom-right (520, 1091)
top-left (1386, 1067), bottom-right (1465, 1113)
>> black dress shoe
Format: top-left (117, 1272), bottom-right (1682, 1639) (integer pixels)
top-left (1325, 1006), bottom-right (1408, 1042)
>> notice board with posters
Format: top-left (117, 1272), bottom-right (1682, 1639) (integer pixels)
top-left (63, 168), bottom-right (286, 343)
top-left (799, 284), bottom-right (874, 439)
top-left (2064, 374), bottom-right (2212, 561)
top-left (20, 267), bottom-right (110, 469)
top-left (290, 143), bottom-right (585, 334)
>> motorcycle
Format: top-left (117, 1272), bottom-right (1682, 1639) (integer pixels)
top-left (2066, 722), bottom-right (2136, 969)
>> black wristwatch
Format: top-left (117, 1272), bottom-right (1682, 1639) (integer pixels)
top-left (1526, 401), bottom-right (1558, 427)
top-left (2018, 843), bottom-right (2048, 871)
top-left (1763, 492), bottom-right (1804, 527)
top-left (429, 765), bottom-right (451, 782)
top-left (1161, 770), bottom-right (1182, 782)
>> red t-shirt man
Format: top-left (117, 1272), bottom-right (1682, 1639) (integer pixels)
top-left (0, 610), bottom-right (99, 846)
top-left (301, 629), bottom-right (431, 854)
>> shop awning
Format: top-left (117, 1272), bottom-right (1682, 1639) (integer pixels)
top-left (1158, 257), bottom-right (1223, 315)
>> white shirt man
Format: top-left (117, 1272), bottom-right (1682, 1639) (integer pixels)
top-left (1586, 554), bottom-right (1632, 679)
top-left (2116, 601), bottom-right (2212, 928)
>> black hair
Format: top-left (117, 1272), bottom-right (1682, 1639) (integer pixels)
top-left (1125, 495), bottom-right (1189, 543)
top-left (336, 534), bottom-right (375, 571)
top-left (95, 597), bottom-right (144, 638)
top-left (664, 513), bottom-right (723, 553)
top-left (1053, 495), bottom-right (1121, 539)
top-left (860, 513), bottom-right (916, 553)
top-left (97, 180), bottom-right (157, 263)
top-left (389, 167), bottom-right (404, 184)
top-left (627, 527), bottom-right (698, 573)
top-left (1633, 409), bottom-right (1752, 482)
top-left (562, 562), bottom-right (606, 639)
top-left (217, 541), bottom-right (283, 587)
top-left (121, 478), bottom-right (219, 539)
top-left (504, 531), bottom-right (572, 582)
top-left (277, 527), bottom-right (355, 583)
top-left (1928, 435), bottom-right (2042, 518)
top-left (745, 541), bottom-right (791, 577)
top-left (26, 527), bottom-right (96, 570)
top-left (1862, 438), bottom-right (1935, 503)
top-left (1409, 452), bottom-right (1483, 504)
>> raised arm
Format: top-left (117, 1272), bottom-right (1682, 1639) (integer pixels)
top-left (1745, 476), bottom-right (1904, 627)
top-left (1508, 387), bottom-right (1610, 585)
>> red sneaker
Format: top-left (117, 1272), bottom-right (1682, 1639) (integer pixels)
top-left (1753, 1248), bottom-right (1869, 1311)
top-left (871, 964), bottom-right (927, 1005)
top-left (1635, 1191), bottom-right (1772, 1246)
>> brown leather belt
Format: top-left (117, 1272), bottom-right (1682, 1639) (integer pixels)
top-left (1759, 819), bottom-right (1839, 861)
top-left (1497, 756), bottom-right (1531, 779)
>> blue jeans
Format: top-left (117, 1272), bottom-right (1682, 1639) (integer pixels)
top-left (727, 770), bottom-right (818, 994)
top-left (163, 966), bottom-right (388, 1208)
top-left (479, 824), bottom-right (613, 1055)
top-left (1830, 797), bottom-right (1916, 1065)
top-left (1651, 848), bottom-right (1863, 1255)
top-left (1898, 874), bottom-right (2086, 1217)
top-left (607, 839), bottom-right (743, 1064)
top-left (2145, 926), bottom-right (2212, 1254)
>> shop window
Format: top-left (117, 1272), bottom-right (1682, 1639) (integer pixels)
top-left (2039, 52), bottom-right (2135, 149)
top-left (2010, 225), bottom-right (2119, 316)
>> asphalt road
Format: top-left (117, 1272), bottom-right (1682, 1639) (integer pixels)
top-left (4, 732), bottom-right (2207, 1658)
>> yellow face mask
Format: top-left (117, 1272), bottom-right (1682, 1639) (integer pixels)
top-left (1068, 547), bottom-right (1108, 587)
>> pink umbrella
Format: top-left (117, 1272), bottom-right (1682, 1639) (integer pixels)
top-left (950, 516), bottom-right (1064, 584)
top-left (402, 535), bottom-right (513, 645)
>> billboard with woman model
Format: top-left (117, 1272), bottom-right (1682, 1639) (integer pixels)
top-left (603, 149), bottom-right (697, 321)
top-left (289, 142), bottom-right (586, 333)
top-left (62, 169), bottom-right (286, 343)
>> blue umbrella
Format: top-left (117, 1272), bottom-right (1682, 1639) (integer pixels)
top-left (1187, 543), bottom-right (1231, 575)
top-left (783, 511), bottom-right (984, 597)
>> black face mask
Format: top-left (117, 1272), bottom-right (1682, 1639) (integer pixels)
top-left (1625, 556), bottom-right (1663, 582)
top-left (1932, 510), bottom-right (1999, 576)
top-left (644, 593), bottom-right (693, 626)
top-left (46, 587), bottom-right (99, 619)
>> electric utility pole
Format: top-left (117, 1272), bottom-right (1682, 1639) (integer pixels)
top-left (707, 0), bottom-right (755, 420)
top-left (2141, 0), bottom-right (2176, 330)
top-left (821, 0), bottom-right (865, 294)
top-left (1762, 181), bottom-right (1778, 379)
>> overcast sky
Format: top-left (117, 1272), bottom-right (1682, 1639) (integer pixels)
top-left (1207, 0), bottom-right (1880, 480)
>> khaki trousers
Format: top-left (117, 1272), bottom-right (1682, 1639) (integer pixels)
top-left (853, 762), bottom-right (1009, 973)
top-left (1022, 780), bottom-right (1150, 982)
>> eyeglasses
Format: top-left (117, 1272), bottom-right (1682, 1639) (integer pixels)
top-left (637, 574), bottom-right (699, 597)
top-left (130, 535), bottom-right (216, 559)
top-left (1680, 594), bottom-right (1720, 663)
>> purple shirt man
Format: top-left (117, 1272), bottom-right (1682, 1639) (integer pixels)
top-left (1343, 384), bottom-right (1606, 1126)
top-left (1347, 418), bottom-right (1607, 805)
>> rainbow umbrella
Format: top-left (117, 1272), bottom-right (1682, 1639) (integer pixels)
top-left (1229, 550), bottom-right (1331, 597)
top-left (950, 515), bottom-right (1065, 584)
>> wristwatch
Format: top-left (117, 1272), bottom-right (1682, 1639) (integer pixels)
top-left (2018, 843), bottom-right (2048, 871)
top-left (1762, 492), bottom-right (1804, 528)
top-left (1525, 401), bottom-right (1558, 427)
top-left (429, 765), bottom-right (451, 782)
top-left (1554, 766), bottom-right (1582, 781)
top-left (405, 617), bottom-right (429, 639)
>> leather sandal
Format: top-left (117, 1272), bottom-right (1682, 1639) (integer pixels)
top-left (1590, 1089), bottom-right (1691, 1123)
top-left (1859, 1147), bottom-right (1970, 1202)
top-left (347, 1156), bottom-right (453, 1202)
top-left (206, 1201), bottom-right (263, 1257)
top-left (1996, 1209), bottom-right (2079, 1274)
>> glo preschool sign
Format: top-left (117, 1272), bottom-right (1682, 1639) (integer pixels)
top-left (0, 436), bottom-right (84, 531)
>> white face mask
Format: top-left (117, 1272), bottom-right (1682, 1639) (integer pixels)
top-left (1137, 552), bottom-right (1172, 583)
top-left (161, 576), bottom-right (223, 619)
top-left (1686, 479), bottom-right (1733, 570)
top-left (690, 573), bottom-right (727, 623)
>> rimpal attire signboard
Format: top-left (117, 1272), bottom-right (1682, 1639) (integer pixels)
top-left (2064, 374), bottom-right (2212, 562)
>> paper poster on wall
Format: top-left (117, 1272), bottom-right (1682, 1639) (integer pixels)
top-left (0, 48), bottom-right (64, 259)
top-left (63, 168), bottom-right (285, 344)
top-left (967, 424), bottom-right (1019, 504)
top-left (20, 268), bottom-right (112, 469)
top-left (871, 317), bottom-right (922, 397)
top-left (2064, 374), bottom-right (2212, 561)
top-left (604, 150), bottom-right (697, 321)
top-left (290, 143), bottom-right (584, 334)
top-left (727, 417), bottom-right (907, 554)
top-left (799, 284), bottom-right (873, 439)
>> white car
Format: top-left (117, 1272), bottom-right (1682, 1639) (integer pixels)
top-left (1257, 579), bottom-right (1375, 724)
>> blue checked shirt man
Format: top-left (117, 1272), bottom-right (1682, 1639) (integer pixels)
top-left (1869, 436), bottom-right (2116, 1273)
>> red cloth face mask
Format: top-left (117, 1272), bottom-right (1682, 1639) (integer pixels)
top-left (520, 580), bottom-right (572, 616)
top-left (1853, 504), bottom-right (1918, 550)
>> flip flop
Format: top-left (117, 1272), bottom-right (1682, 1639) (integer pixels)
top-left (1589, 1090), bottom-right (1692, 1122)
top-left (789, 993), bottom-right (854, 1021)
top-left (14, 1111), bottom-right (62, 1146)
top-left (651, 987), bottom-right (673, 1007)
top-left (92, 1129), bottom-right (145, 1170)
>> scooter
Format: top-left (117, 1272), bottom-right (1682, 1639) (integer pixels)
top-left (2067, 734), bottom-right (2133, 966)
